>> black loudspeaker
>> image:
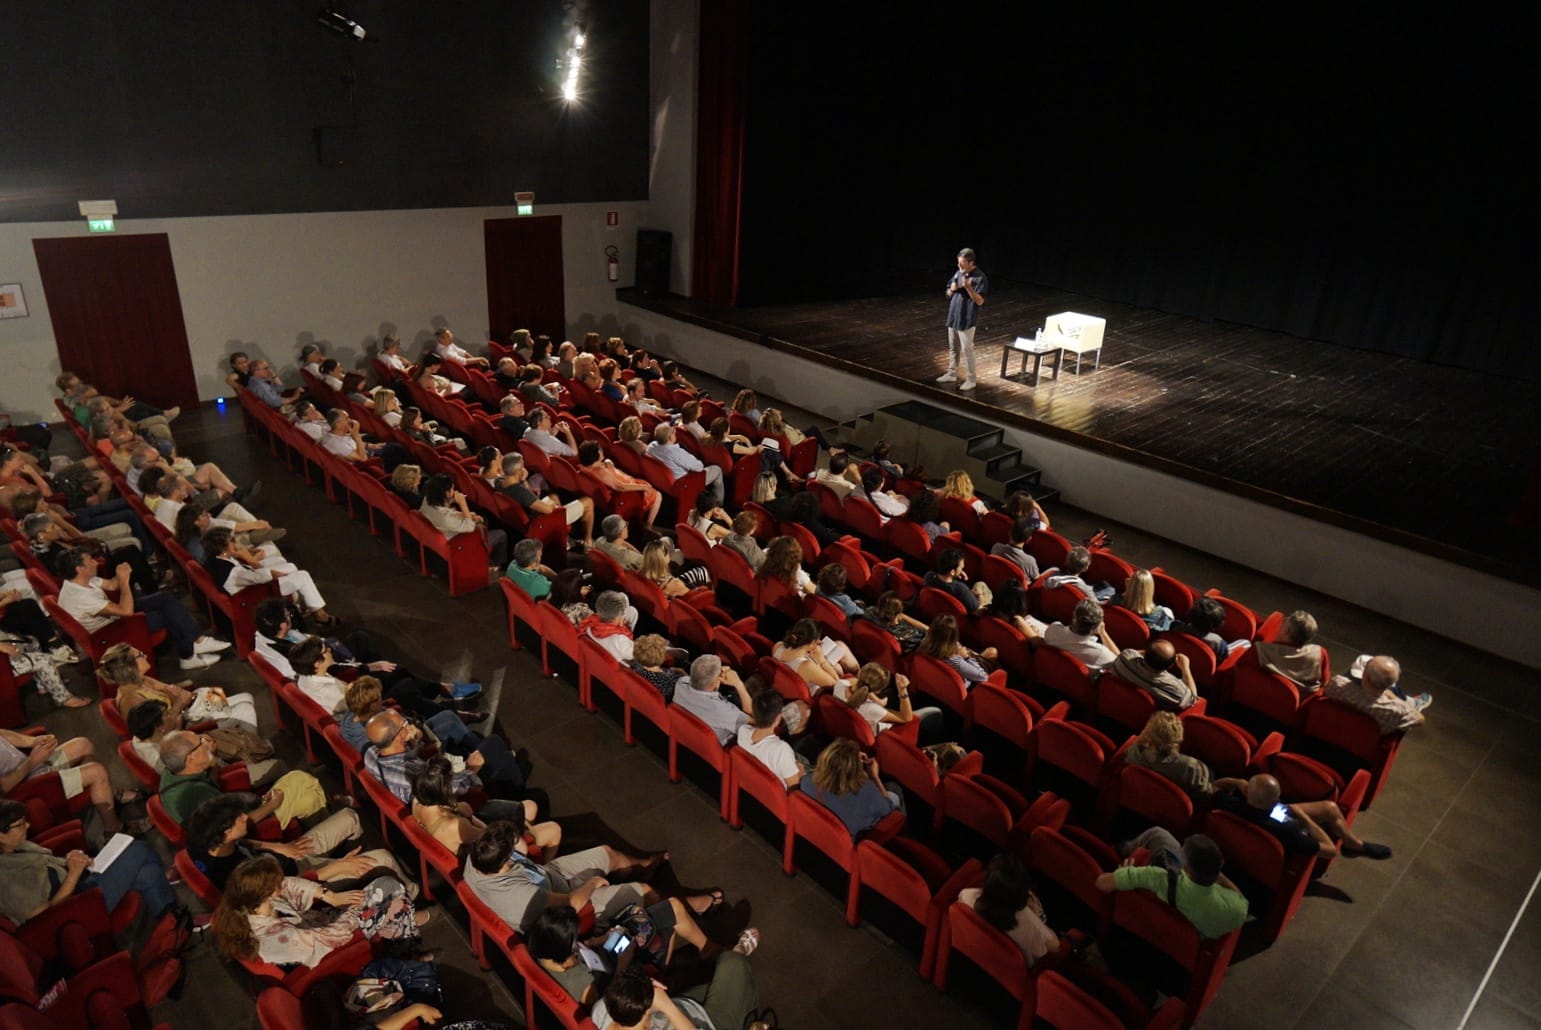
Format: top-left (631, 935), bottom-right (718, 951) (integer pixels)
top-left (635, 228), bottom-right (672, 296)
top-left (314, 126), bottom-right (359, 167)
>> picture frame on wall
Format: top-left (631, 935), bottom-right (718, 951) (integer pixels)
top-left (0, 283), bottom-right (27, 319)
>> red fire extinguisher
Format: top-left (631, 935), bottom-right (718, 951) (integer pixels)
top-left (606, 245), bottom-right (619, 283)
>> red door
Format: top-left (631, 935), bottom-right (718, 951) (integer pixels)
top-left (33, 234), bottom-right (200, 409)
top-left (485, 216), bottom-right (565, 345)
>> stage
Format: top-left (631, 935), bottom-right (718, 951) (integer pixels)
top-left (618, 282), bottom-right (1541, 584)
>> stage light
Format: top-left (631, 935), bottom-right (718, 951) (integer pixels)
top-left (317, 9), bottom-right (367, 40)
top-left (559, 21), bottom-right (586, 102)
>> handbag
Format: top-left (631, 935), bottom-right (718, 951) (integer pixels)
top-left (360, 956), bottom-right (441, 1006)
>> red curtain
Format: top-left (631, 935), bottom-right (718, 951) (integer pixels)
top-left (691, 0), bottom-right (750, 306)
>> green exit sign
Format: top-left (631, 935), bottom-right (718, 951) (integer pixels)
top-left (87, 217), bottom-right (116, 233)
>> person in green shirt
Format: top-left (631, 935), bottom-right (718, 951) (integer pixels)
top-left (1095, 828), bottom-right (1248, 940)
top-left (505, 538), bottom-right (555, 599)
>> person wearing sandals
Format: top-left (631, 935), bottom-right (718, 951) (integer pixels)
top-left (0, 800), bottom-right (175, 925)
top-left (99, 640), bottom-right (261, 733)
top-left (0, 626), bottom-right (87, 709)
top-left (203, 526), bottom-right (340, 629)
top-left (592, 965), bottom-right (761, 1030)
top-left (0, 729), bottom-right (143, 835)
top-left (528, 905), bottom-right (759, 1014)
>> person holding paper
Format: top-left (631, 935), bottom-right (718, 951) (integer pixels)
top-left (0, 799), bottom-right (177, 925)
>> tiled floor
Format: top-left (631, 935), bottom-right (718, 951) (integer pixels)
top-left (21, 399), bottom-right (1541, 1029)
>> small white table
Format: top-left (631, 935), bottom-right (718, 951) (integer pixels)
top-left (999, 335), bottom-right (1064, 386)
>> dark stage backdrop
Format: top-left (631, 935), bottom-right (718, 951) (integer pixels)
top-left (2, 1), bottom-right (649, 221)
top-left (735, 4), bottom-right (1536, 380)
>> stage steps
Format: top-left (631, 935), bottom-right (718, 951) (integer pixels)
top-left (826, 400), bottom-right (1058, 506)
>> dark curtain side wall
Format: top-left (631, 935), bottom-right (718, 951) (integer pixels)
top-left (733, 3), bottom-right (1537, 381)
top-left (1, 1), bottom-right (650, 222)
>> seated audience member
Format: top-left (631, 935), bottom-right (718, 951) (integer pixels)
top-left (434, 327), bottom-right (490, 368)
top-left (917, 613), bottom-right (998, 686)
top-left (496, 393), bottom-right (530, 440)
top-left (519, 364), bottom-right (563, 407)
top-left (676, 400), bottom-right (708, 440)
top-left (185, 792), bottom-right (410, 892)
top-left (639, 538), bottom-right (711, 595)
top-left (686, 491), bottom-right (732, 542)
top-left (505, 537), bottom-right (557, 599)
top-left (289, 400), bottom-right (326, 443)
top-left (389, 463), bottom-right (425, 507)
top-left (203, 525), bottom-right (339, 628)
top-left (628, 634), bottom-right (679, 703)
top-left (799, 737), bottom-right (902, 837)
top-left (757, 535), bottom-right (814, 595)
top-left (411, 755), bottom-right (558, 856)
top-left (597, 360), bottom-right (625, 402)
top-left (463, 818), bottom-right (666, 932)
top-left (530, 336), bottom-right (559, 369)
top-left (1213, 773), bottom-right (1392, 861)
top-left (1094, 830), bottom-right (1248, 939)
top-left (319, 358), bottom-right (350, 393)
top-left (371, 387), bottom-right (403, 426)
top-left (1042, 599), bottom-right (1119, 670)
top-left (845, 661), bottom-right (943, 743)
top-left (771, 618), bottom-right (858, 692)
top-left (923, 548), bottom-right (989, 613)
top-left (593, 513), bottom-right (645, 572)
top-left (757, 408), bottom-right (805, 448)
top-left (862, 591), bottom-right (930, 653)
top-left (1252, 610), bottom-right (1326, 691)
top-left (904, 489), bottom-right (949, 541)
top-left (1046, 546), bottom-right (1115, 603)
top-left (581, 590), bottom-right (638, 662)
top-left (1322, 654), bottom-right (1429, 733)
top-left (624, 377), bottom-right (666, 416)
top-left (721, 511), bottom-right (767, 571)
top-left (336, 677), bottom-right (484, 756)
top-left (648, 423), bottom-right (725, 503)
top-left (738, 685), bottom-right (812, 787)
top-left (577, 441), bottom-right (662, 530)
top-left (377, 333), bottom-right (410, 372)
top-left (287, 636), bottom-right (356, 713)
top-left (318, 408), bottom-right (377, 461)
top-left (126, 698), bottom-right (283, 787)
top-left (816, 563), bottom-right (864, 619)
top-left (157, 730), bottom-right (338, 830)
top-left (494, 356), bottom-right (524, 391)
top-left (1118, 568), bottom-right (1174, 632)
top-left (990, 516), bottom-right (1042, 581)
top-left (555, 340), bottom-right (579, 379)
top-left (1172, 596), bottom-right (1248, 662)
top-left (298, 342), bottom-right (326, 380)
top-left (984, 578), bottom-right (1046, 641)
top-left (548, 572), bottom-right (595, 628)
top-left (523, 409), bottom-right (579, 458)
top-left (615, 416), bottom-right (647, 456)
top-left (100, 640), bottom-right (259, 731)
top-left (498, 452), bottom-right (596, 547)
top-left (811, 451), bottom-right (858, 500)
top-left (1, 728), bottom-right (133, 834)
top-left (56, 546), bottom-right (230, 671)
top-left (532, 913), bottom-right (760, 1025)
top-left (938, 470), bottom-right (989, 515)
top-left (702, 417), bottom-right (758, 460)
top-left (0, 589), bottom-right (88, 712)
top-left (960, 854), bottom-right (1059, 967)
top-left (213, 854), bottom-right (425, 968)
top-left (1124, 713), bottom-right (1245, 797)
top-left (593, 966), bottom-right (760, 1030)
top-left (0, 799), bottom-right (175, 924)
top-left (674, 654), bottom-right (808, 743)
top-left (399, 405), bottom-right (467, 452)
top-left (1109, 638), bottom-right (1200, 709)
top-left (416, 353), bottom-right (465, 396)
top-left (867, 439), bottom-right (907, 482)
top-left (225, 351), bottom-right (251, 390)
top-left (857, 466), bottom-right (910, 519)
top-left (730, 389), bottom-right (762, 427)
top-left (246, 358), bottom-right (304, 409)
top-left (420, 473), bottom-right (510, 570)
top-left (1000, 489), bottom-right (1052, 531)
top-left (363, 708), bottom-right (530, 808)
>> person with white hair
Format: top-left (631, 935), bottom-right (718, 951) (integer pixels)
top-left (1321, 654), bottom-right (1429, 734)
top-left (646, 423), bottom-right (724, 503)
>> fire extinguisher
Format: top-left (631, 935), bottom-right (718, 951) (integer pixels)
top-left (605, 244), bottom-right (619, 283)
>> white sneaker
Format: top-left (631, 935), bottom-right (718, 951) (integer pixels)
top-left (179, 653), bottom-right (219, 671)
top-left (49, 645), bottom-right (81, 665)
top-left (958, 379), bottom-right (977, 391)
top-left (935, 371), bottom-right (958, 383)
top-left (193, 636), bottom-right (232, 655)
top-left (161, 406), bottom-right (181, 422)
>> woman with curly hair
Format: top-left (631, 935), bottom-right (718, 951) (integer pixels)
top-left (756, 536), bottom-right (814, 595)
top-left (937, 470), bottom-right (989, 515)
top-left (212, 854), bottom-right (426, 967)
top-left (729, 389), bottom-right (762, 426)
top-left (616, 416), bottom-right (648, 457)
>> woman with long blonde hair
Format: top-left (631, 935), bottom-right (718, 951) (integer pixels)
top-left (639, 538), bottom-right (711, 596)
top-left (1118, 568), bottom-right (1174, 631)
top-left (938, 470), bottom-right (989, 515)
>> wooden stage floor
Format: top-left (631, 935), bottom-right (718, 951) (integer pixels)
top-left (620, 283), bottom-right (1541, 583)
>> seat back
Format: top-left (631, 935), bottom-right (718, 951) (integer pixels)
top-left (935, 901), bottom-right (1031, 1002)
top-left (971, 617), bottom-right (1032, 681)
top-left (1032, 970), bottom-right (1133, 1030)
top-left (728, 743), bottom-right (793, 830)
top-left (938, 772), bottom-right (1015, 852)
top-left (788, 789), bottom-right (859, 872)
top-left (908, 653), bottom-right (969, 717)
top-left (875, 732), bottom-right (940, 810)
top-left (1033, 645), bottom-right (1096, 711)
top-left (1102, 604), bottom-right (1152, 651)
top-left (1114, 764), bottom-right (1196, 839)
top-left (966, 681), bottom-right (1038, 753)
top-left (1108, 887), bottom-right (1240, 1021)
top-left (850, 619), bottom-right (902, 670)
top-left (1300, 697), bottom-right (1401, 806)
top-left (917, 586), bottom-right (969, 624)
top-left (1201, 808), bottom-right (1310, 943)
top-left (1095, 674), bottom-right (1160, 737)
top-left (1178, 713), bottom-right (1258, 779)
top-left (813, 692), bottom-right (878, 749)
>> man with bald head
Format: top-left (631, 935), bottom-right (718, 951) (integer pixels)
top-left (1321, 654), bottom-right (1428, 735)
top-left (1109, 638), bottom-right (1199, 709)
top-left (1214, 773), bottom-right (1391, 861)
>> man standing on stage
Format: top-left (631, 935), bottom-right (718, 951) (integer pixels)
top-left (937, 247), bottom-right (987, 392)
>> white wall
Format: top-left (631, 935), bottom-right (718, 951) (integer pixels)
top-left (0, 201), bottom-right (649, 422)
top-left (618, 302), bottom-right (1541, 672)
top-left (648, 0), bottom-right (700, 296)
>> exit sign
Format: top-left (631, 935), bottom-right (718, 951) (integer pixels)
top-left (87, 217), bottom-right (116, 233)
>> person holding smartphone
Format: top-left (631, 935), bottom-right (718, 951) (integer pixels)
top-left (1213, 773), bottom-right (1392, 861)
